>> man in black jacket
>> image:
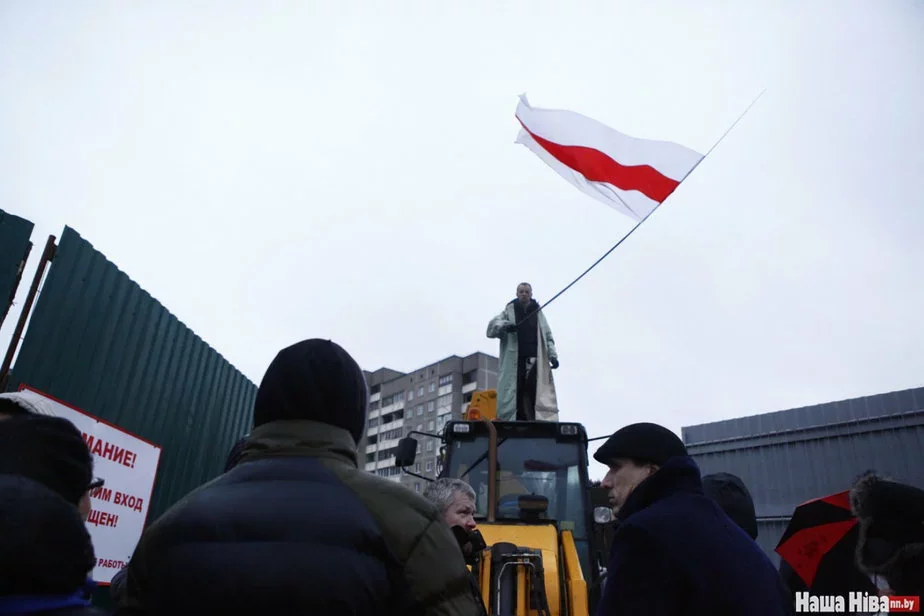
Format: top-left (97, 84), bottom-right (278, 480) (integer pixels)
top-left (116, 339), bottom-right (483, 616)
top-left (594, 422), bottom-right (793, 616)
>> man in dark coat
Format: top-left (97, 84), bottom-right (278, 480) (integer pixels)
top-left (594, 422), bottom-right (793, 616)
top-left (115, 338), bottom-right (483, 616)
top-left (0, 474), bottom-right (106, 615)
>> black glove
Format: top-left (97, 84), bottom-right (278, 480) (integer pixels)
top-left (503, 323), bottom-right (518, 333)
top-left (550, 358), bottom-right (559, 369)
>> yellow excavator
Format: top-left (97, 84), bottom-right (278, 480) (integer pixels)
top-left (395, 390), bottom-right (611, 616)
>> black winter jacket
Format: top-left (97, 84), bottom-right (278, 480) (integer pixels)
top-left (115, 420), bottom-right (482, 616)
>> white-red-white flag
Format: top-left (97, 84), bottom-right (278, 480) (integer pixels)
top-left (515, 94), bottom-right (704, 221)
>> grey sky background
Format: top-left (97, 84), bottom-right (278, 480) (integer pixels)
top-left (2, 1), bottom-right (922, 480)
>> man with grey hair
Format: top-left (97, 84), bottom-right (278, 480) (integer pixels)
top-left (424, 478), bottom-right (488, 616)
top-left (423, 478), bottom-right (477, 532)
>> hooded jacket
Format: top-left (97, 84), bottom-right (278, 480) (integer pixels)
top-left (0, 474), bottom-right (106, 615)
top-left (597, 456), bottom-right (793, 616)
top-left (701, 472), bottom-right (759, 540)
top-left (115, 339), bottom-right (482, 616)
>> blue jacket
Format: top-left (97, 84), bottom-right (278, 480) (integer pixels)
top-left (115, 420), bottom-right (483, 616)
top-left (597, 456), bottom-right (793, 616)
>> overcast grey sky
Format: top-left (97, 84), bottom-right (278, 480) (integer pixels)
top-left (2, 1), bottom-right (922, 479)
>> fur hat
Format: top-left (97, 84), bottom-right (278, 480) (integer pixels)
top-left (850, 471), bottom-right (924, 595)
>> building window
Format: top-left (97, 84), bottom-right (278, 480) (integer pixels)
top-left (426, 440), bottom-right (434, 452)
top-left (429, 382), bottom-right (436, 393)
top-left (415, 482), bottom-right (421, 493)
top-left (408, 390), bottom-right (414, 401)
top-left (427, 401), bottom-right (435, 413)
top-left (415, 462), bottom-right (421, 472)
top-left (406, 408), bottom-right (413, 419)
top-left (436, 394), bottom-right (452, 409)
top-left (439, 375), bottom-right (453, 386)
top-left (417, 406), bottom-right (423, 416)
top-left (428, 420), bottom-right (435, 431)
top-left (416, 424), bottom-right (423, 432)
top-left (417, 386), bottom-right (424, 397)
top-left (416, 443), bottom-right (421, 454)
top-left (462, 370), bottom-right (477, 385)
top-left (426, 461), bottom-right (432, 472)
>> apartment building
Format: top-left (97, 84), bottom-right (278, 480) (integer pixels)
top-left (359, 351), bottom-right (498, 493)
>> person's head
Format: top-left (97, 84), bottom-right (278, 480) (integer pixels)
top-left (0, 474), bottom-right (96, 597)
top-left (594, 422), bottom-right (688, 514)
top-left (423, 478), bottom-right (477, 531)
top-left (0, 414), bottom-right (97, 520)
top-left (516, 282), bottom-right (532, 305)
top-left (702, 472), bottom-right (758, 540)
top-left (252, 339), bottom-right (369, 444)
top-left (0, 393), bottom-right (55, 421)
top-left (851, 470), bottom-right (924, 595)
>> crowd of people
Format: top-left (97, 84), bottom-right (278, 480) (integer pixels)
top-left (2, 334), bottom-right (923, 615)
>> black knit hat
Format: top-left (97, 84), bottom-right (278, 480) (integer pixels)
top-left (253, 339), bottom-right (369, 444)
top-left (0, 414), bottom-right (94, 506)
top-left (593, 422), bottom-right (687, 467)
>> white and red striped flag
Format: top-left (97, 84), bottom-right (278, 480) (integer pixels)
top-left (515, 94), bottom-right (704, 221)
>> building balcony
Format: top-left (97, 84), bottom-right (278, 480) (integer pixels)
top-left (379, 418), bottom-right (404, 433)
top-left (462, 382), bottom-right (478, 394)
top-left (438, 384), bottom-right (453, 396)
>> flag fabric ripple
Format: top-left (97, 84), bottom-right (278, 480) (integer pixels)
top-left (515, 94), bottom-right (704, 221)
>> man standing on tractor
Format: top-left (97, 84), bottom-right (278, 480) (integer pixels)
top-left (486, 282), bottom-right (559, 421)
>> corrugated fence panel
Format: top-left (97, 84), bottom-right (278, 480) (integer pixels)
top-left (683, 387), bottom-right (924, 566)
top-left (0, 209), bottom-right (34, 324)
top-left (9, 226), bottom-right (256, 522)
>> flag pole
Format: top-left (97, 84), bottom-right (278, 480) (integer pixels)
top-left (524, 89), bottom-right (767, 321)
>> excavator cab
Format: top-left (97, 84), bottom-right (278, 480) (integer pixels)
top-left (396, 392), bottom-right (606, 616)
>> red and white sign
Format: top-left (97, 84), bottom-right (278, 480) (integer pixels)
top-left (17, 386), bottom-right (162, 585)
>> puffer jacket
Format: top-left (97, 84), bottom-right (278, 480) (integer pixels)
top-left (115, 420), bottom-right (483, 616)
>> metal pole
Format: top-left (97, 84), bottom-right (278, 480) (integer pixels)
top-left (484, 417), bottom-right (498, 523)
top-left (0, 235), bottom-right (56, 391)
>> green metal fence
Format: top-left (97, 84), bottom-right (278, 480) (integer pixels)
top-left (9, 226), bottom-right (257, 522)
top-left (0, 209), bottom-right (35, 328)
